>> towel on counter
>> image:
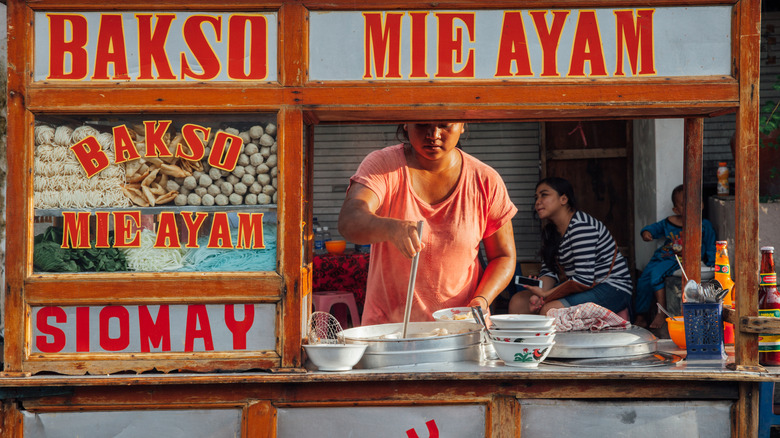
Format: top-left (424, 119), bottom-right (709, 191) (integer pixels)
top-left (547, 303), bottom-right (630, 332)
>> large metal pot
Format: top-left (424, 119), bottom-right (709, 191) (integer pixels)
top-left (341, 321), bottom-right (482, 368)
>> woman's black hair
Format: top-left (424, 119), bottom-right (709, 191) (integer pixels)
top-left (537, 177), bottom-right (578, 274)
top-left (395, 123), bottom-right (466, 148)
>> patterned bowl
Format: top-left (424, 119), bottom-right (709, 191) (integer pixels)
top-left (490, 314), bottom-right (555, 329)
top-left (488, 329), bottom-right (556, 343)
top-left (432, 307), bottom-right (476, 322)
top-left (491, 340), bottom-right (555, 368)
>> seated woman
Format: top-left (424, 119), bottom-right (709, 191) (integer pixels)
top-left (509, 177), bottom-right (632, 316)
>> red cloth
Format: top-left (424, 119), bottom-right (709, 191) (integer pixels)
top-left (312, 252), bottom-right (369, 310)
top-left (547, 303), bottom-right (630, 332)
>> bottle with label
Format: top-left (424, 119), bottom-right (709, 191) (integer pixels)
top-left (322, 226), bottom-right (332, 244)
top-left (314, 226), bottom-right (326, 255)
top-left (716, 162), bottom-right (729, 196)
top-left (714, 241), bottom-right (735, 307)
top-left (758, 246), bottom-right (780, 366)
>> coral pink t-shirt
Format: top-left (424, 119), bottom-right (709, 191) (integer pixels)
top-left (350, 144), bottom-right (517, 325)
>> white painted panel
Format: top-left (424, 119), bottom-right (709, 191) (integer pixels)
top-left (520, 400), bottom-right (732, 438)
top-left (23, 409), bottom-right (242, 438)
top-left (277, 405), bottom-right (485, 437)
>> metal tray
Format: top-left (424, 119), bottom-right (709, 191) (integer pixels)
top-left (547, 326), bottom-right (658, 358)
top-left (342, 321), bottom-right (482, 368)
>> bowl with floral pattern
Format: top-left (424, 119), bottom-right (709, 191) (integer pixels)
top-left (489, 314), bottom-right (555, 329)
top-left (488, 329), bottom-right (556, 344)
top-left (491, 340), bottom-right (555, 368)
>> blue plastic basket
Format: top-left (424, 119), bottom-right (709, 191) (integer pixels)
top-left (683, 302), bottom-right (726, 360)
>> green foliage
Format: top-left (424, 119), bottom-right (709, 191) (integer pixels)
top-left (33, 226), bottom-right (128, 273)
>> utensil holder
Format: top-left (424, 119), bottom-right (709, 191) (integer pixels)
top-left (683, 302), bottom-right (726, 361)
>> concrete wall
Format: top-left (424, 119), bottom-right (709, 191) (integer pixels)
top-left (633, 119), bottom-right (684, 270)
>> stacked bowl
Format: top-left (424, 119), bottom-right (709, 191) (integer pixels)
top-left (488, 315), bottom-right (556, 368)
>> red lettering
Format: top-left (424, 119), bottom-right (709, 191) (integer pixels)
top-left (181, 15), bottom-right (222, 80)
top-left (112, 125), bottom-right (142, 164)
top-left (154, 212), bottom-right (181, 248)
top-left (136, 14), bottom-right (177, 80)
top-left (409, 12), bottom-right (429, 79)
top-left (224, 304), bottom-right (255, 350)
top-left (236, 213), bottom-right (265, 249)
top-left (76, 306), bottom-right (90, 352)
top-left (530, 10), bottom-right (570, 77)
top-left (208, 212), bottom-right (234, 249)
top-left (144, 120), bottom-right (174, 157)
top-left (363, 12), bottom-right (404, 79)
top-left (185, 305), bottom-right (214, 351)
top-left (113, 211), bottom-right (141, 247)
top-left (406, 419), bottom-right (440, 438)
top-left (181, 212), bottom-right (209, 248)
top-left (435, 13), bottom-right (475, 78)
top-left (61, 212), bottom-right (91, 249)
top-left (568, 11), bottom-right (607, 77)
top-left (227, 15), bottom-right (268, 80)
top-left (95, 211), bottom-right (111, 248)
top-left (99, 306), bottom-right (130, 352)
top-left (70, 137), bottom-right (110, 178)
top-left (139, 305), bottom-right (171, 352)
top-left (36, 307), bottom-right (67, 353)
top-left (92, 14), bottom-right (130, 80)
top-left (614, 9), bottom-right (656, 76)
top-left (207, 131), bottom-right (244, 171)
top-left (495, 12), bottom-right (534, 77)
top-left (47, 14), bottom-right (89, 80)
top-left (178, 124), bottom-right (209, 161)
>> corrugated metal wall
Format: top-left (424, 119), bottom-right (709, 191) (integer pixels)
top-left (312, 122), bottom-right (542, 261)
top-left (703, 11), bottom-right (780, 188)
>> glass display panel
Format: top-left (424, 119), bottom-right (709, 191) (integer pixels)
top-left (32, 113), bottom-right (278, 274)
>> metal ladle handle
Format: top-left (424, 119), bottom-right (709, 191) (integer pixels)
top-left (401, 221), bottom-right (424, 339)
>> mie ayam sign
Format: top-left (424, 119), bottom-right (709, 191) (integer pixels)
top-left (309, 7), bottom-right (732, 81)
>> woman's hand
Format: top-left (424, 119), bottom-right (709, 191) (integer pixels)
top-left (467, 296), bottom-right (490, 314)
top-left (386, 219), bottom-right (425, 259)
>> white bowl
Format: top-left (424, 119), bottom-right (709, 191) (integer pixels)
top-left (490, 314), bottom-right (555, 329)
top-left (433, 307), bottom-right (476, 322)
top-left (491, 340), bottom-right (555, 368)
top-left (489, 330), bottom-right (556, 343)
top-left (303, 344), bottom-right (368, 371)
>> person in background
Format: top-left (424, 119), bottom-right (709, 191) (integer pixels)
top-left (509, 177), bottom-right (632, 316)
top-left (338, 122), bottom-right (517, 325)
top-left (635, 184), bottom-right (717, 328)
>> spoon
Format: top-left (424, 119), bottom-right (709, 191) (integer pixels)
top-left (683, 279), bottom-right (701, 302)
top-left (471, 306), bottom-right (490, 334)
top-left (657, 302), bottom-right (681, 321)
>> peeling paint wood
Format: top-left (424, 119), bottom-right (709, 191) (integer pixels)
top-left (739, 316), bottom-right (780, 333)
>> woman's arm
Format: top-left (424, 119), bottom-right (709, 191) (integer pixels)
top-left (467, 221), bottom-right (516, 311)
top-left (338, 182), bottom-right (423, 258)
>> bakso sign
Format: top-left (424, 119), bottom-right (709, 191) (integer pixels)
top-left (34, 12), bottom-right (278, 82)
top-left (309, 7), bottom-right (732, 81)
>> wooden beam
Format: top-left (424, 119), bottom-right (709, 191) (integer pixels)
top-left (683, 118), bottom-right (703, 286)
top-left (739, 316), bottom-right (780, 334)
top-left (733, 0), bottom-right (761, 371)
top-left (547, 148), bottom-right (627, 160)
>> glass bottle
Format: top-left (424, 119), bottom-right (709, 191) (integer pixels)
top-left (714, 241), bottom-right (735, 307)
top-left (716, 162), bottom-right (729, 196)
top-left (758, 246), bottom-right (780, 366)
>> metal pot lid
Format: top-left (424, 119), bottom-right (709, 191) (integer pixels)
top-left (548, 326), bottom-right (658, 358)
top-left (544, 351), bottom-right (683, 368)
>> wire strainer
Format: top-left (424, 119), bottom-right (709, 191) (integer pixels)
top-left (307, 311), bottom-right (345, 345)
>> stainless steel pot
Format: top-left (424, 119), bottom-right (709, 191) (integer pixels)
top-left (342, 321), bottom-right (482, 368)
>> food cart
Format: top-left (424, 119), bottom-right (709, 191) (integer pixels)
top-left (0, 0), bottom-right (776, 436)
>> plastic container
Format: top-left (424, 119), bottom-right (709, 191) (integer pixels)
top-left (325, 239), bottom-right (346, 254)
top-left (322, 226), bottom-right (332, 244)
top-left (717, 162), bottom-right (729, 196)
top-left (683, 302), bottom-right (726, 361)
top-left (666, 317), bottom-right (686, 349)
top-left (314, 226), bottom-right (326, 255)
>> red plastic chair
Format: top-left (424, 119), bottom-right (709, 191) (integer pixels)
top-left (313, 291), bottom-right (361, 329)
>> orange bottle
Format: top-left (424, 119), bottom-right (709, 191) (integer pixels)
top-left (714, 241), bottom-right (735, 307)
top-left (714, 240), bottom-right (735, 343)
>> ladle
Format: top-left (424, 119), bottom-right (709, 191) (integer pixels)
top-left (401, 221), bottom-right (424, 339)
top-left (657, 302), bottom-right (681, 321)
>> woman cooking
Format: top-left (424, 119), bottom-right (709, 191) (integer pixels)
top-left (338, 122), bottom-right (517, 325)
top-left (508, 177), bottom-right (632, 316)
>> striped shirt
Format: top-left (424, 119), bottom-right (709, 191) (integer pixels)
top-left (539, 211), bottom-right (633, 295)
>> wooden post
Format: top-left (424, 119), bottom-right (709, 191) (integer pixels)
top-left (733, 0), bottom-right (762, 372)
top-left (683, 118), bottom-right (703, 287)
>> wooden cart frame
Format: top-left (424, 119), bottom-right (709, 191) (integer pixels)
top-left (1, 0), bottom-right (775, 436)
